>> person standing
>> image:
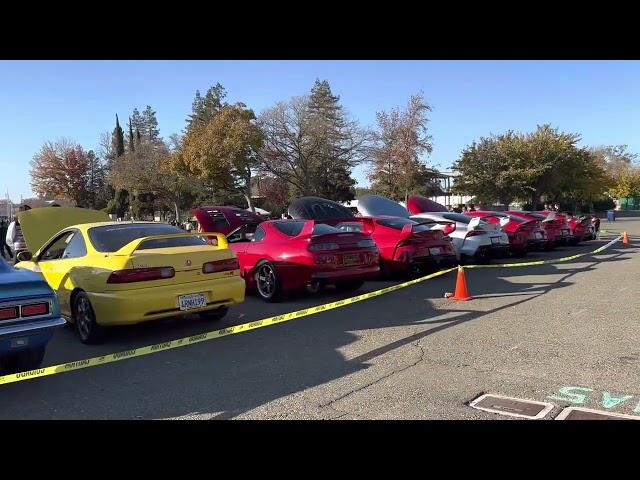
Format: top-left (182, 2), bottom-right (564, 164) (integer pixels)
top-left (0, 219), bottom-right (12, 260)
top-left (6, 205), bottom-right (31, 259)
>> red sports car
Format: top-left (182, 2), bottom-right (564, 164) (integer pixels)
top-left (225, 219), bottom-right (380, 302)
top-left (288, 196), bottom-right (457, 276)
top-left (191, 206), bottom-right (265, 236)
top-left (507, 211), bottom-right (573, 246)
top-left (465, 211), bottom-right (549, 254)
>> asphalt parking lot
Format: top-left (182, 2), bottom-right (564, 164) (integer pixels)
top-left (0, 219), bottom-right (637, 420)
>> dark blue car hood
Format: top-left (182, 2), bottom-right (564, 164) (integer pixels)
top-left (0, 259), bottom-right (54, 301)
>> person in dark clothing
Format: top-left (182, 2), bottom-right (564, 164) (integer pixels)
top-left (0, 219), bottom-right (12, 259)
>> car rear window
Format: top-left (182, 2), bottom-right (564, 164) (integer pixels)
top-left (88, 224), bottom-right (207, 252)
top-left (312, 224), bottom-right (342, 235)
top-left (273, 221), bottom-right (305, 236)
top-left (441, 213), bottom-right (471, 224)
top-left (336, 222), bottom-right (364, 232)
top-left (377, 217), bottom-right (432, 233)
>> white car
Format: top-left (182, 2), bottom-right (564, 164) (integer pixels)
top-left (410, 212), bottom-right (510, 263)
top-left (357, 195), bottom-right (510, 263)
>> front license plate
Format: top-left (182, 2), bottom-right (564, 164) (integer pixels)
top-left (178, 293), bottom-right (207, 311)
top-left (429, 247), bottom-right (441, 255)
top-left (491, 237), bottom-right (501, 244)
top-left (343, 254), bottom-right (362, 266)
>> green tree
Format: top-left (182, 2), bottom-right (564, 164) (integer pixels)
top-left (307, 79), bottom-right (368, 201)
top-left (142, 105), bottom-right (160, 143)
top-left (111, 115), bottom-right (125, 157)
top-left (368, 93), bottom-right (434, 202)
top-left (171, 103), bottom-right (263, 211)
top-left (186, 84), bottom-right (227, 132)
top-left (128, 120), bottom-right (135, 153)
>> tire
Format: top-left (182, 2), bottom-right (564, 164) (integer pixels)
top-left (254, 261), bottom-right (283, 302)
top-left (73, 291), bottom-right (106, 344)
top-left (336, 280), bottom-right (364, 292)
top-left (0, 346), bottom-right (46, 375)
top-left (199, 307), bottom-right (229, 321)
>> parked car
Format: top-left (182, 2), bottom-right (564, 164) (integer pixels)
top-left (191, 206), bottom-right (265, 236)
top-left (13, 207), bottom-right (245, 344)
top-left (464, 211), bottom-right (549, 255)
top-left (505, 211), bottom-right (571, 247)
top-left (289, 196), bottom-right (457, 276)
top-left (0, 258), bottom-right (66, 374)
top-left (225, 219), bottom-right (380, 302)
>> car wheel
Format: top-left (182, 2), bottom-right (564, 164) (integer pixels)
top-left (73, 291), bottom-right (105, 344)
top-left (0, 346), bottom-right (46, 375)
top-left (255, 261), bottom-right (283, 302)
top-left (199, 307), bottom-right (228, 321)
top-left (336, 280), bottom-right (365, 292)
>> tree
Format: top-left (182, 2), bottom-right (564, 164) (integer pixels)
top-left (171, 103), bottom-right (263, 211)
top-left (85, 150), bottom-right (108, 209)
top-left (253, 174), bottom-right (291, 215)
top-left (306, 79), bottom-right (368, 201)
top-left (30, 139), bottom-right (91, 206)
top-left (142, 105), bottom-right (160, 143)
top-left (368, 93), bottom-right (434, 202)
top-left (111, 115), bottom-right (125, 158)
top-left (128, 119), bottom-right (135, 153)
top-left (186, 84), bottom-right (227, 132)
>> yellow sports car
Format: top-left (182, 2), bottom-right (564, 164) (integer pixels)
top-left (14, 207), bottom-right (245, 344)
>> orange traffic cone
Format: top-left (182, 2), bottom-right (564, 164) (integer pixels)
top-left (451, 266), bottom-right (472, 301)
top-left (623, 231), bottom-right (630, 245)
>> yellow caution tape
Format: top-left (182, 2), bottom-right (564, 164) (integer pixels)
top-left (0, 235), bottom-right (625, 386)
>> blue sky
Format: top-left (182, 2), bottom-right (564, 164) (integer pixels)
top-left (1, 60), bottom-right (639, 201)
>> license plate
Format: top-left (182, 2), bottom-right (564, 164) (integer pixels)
top-left (343, 254), bottom-right (362, 266)
top-left (562, 230), bottom-right (568, 236)
top-left (10, 337), bottom-right (29, 349)
top-left (178, 293), bottom-right (207, 311)
top-left (491, 237), bottom-right (501, 244)
top-left (429, 247), bottom-right (441, 255)
top-left (535, 232), bottom-right (543, 239)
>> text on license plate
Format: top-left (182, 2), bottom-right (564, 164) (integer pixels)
top-left (179, 293), bottom-right (207, 311)
top-left (343, 254), bottom-right (362, 266)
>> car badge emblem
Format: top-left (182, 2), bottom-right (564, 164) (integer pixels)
top-left (186, 259), bottom-right (192, 266)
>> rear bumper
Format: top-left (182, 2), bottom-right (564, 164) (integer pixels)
top-left (312, 265), bottom-right (380, 282)
top-left (527, 239), bottom-right (548, 251)
top-left (478, 244), bottom-right (510, 258)
top-left (0, 317), bottom-right (66, 355)
top-left (89, 276), bottom-right (246, 326)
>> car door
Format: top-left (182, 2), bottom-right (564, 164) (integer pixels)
top-left (36, 230), bottom-right (88, 316)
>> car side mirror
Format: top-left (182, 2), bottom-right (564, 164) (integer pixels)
top-left (16, 251), bottom-right (33, 262)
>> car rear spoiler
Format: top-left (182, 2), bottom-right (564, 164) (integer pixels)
top-left (471, 214), bottom-right (509, 228)
top-left (113, 232), bottom-right (229, 256)
top-left (403, 219), bottom-right (455, 236)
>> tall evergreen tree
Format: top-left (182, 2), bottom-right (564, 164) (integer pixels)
top-left (185, 83), bottom-right (227, 132)
top-left (128, 119), bottom-right (135, 153)
top-left (111, 114), bottom-right (125, 157)
top-left (307, 79), bottom-right (360, 201)
top-left (136, 127), bottom-right (141, 144)
top-left (130, 108), bottom-right (144, 137)
top-left (142, 105), bottom-right (160, 142)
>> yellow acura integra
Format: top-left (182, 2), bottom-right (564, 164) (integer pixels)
top-left (14, 208), bottom-right (245, 344)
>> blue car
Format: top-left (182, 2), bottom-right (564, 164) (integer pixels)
top-left (0, 258), bottom-right (66, 374)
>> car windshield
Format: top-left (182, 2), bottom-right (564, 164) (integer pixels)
top-left (88, 223), bottom-right (207, 252)
top-left (377, 217), bottom-right (432, 233)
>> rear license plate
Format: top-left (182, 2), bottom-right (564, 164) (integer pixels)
top-left (343, 254), bottom-right (362, 266)
top-left (535, 232), bottom-right (543, 239)
top-left (429, 247), bottom-right (441, 255)
top-left (491, 237), bottom-right (501, 244)
top-left (562, 230), bottom-right (568, 236)
top-left (10, 337), bottom-right (29, 349)
top-left (178, 293), bottom-right (207, 311)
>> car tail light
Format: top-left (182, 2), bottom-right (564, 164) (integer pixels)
top-left (308, 242), bottom-right (340, 251)
top-left (314, 254), bottom-right (339, 265)
top-left (442, 223), bottom-right (456, 235)
top-left (357, 238), bottom-right (376, 248)
top-left (107, 267), bottom-right (175, 284)
top-left (0, 306), bottom-right (18, 321)
top-left (202, 258), bottom-right (239, 273)
top-left (21, 302), bottom-right (49, 317)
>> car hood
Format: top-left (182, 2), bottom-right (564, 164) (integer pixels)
top-left (18, 207), bottom-right (109, 253)
top-left (406, 195), bottom-right (448, 214)
top-left (288, 197), bottom-right (355, 220)
top-left (0, 259), bottom-right (54, 300)
top-left (357, 195), bottom-right (410, 218)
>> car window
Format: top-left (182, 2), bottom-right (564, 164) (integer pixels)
top-left (377, 217), bottom-right (432, 233)
top-left (252, 226), bottom-right (266, 242)
top-left (62, 231), bottom-right (87, 259)
top-left (88, 224), bottom-right (206, 252)
top-left (442, 213), bottom-right (471, 224)
top-left (273, 221), bottom-right (305, 236)
top-left (336, 222), bottom-right (363, 233)
top-left (227, 223), bottom-right (259, 243)
top-left (39, 231), bottom-right (76, 261)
